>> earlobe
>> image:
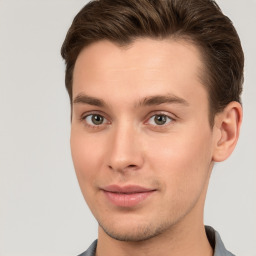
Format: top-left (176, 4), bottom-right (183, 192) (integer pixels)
top-left (212, 101), bottom-right (243, 162)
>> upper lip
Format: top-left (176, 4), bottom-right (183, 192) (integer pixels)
top-left (102, 185), bottom-right (156, 194)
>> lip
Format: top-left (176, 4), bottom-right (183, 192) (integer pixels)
top-left (102, 185), bottom-right (156, 207)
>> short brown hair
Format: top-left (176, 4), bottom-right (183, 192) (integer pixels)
top-left (61, 0), bottom-right (244, 125)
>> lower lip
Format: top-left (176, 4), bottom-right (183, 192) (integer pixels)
top-left (103, 191), bottom-right (155, 207)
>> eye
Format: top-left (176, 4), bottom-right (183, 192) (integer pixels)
top-left (84, 114), bottom-right (107, 126)
top-left (147, 114), bottom-right (172, 126)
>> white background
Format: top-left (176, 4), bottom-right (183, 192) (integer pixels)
top-left (0, 0), bottom-right (255, 255)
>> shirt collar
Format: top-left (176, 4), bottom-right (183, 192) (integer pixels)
top-left (205, 226), bottom-right (235, 256)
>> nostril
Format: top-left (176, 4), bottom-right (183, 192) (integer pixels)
top-left (107, 164), bottom-right (138, 172)
top-left (128, 165), bottom-right (137, 168)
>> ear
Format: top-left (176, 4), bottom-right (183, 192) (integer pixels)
top-left (212, 101), bottom-right (243, 162)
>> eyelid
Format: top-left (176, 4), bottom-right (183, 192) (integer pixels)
top-left (85, 114), bottom-right (108, 125)
top-left (80, 111), bottom-right (111, 128)
top-left (78, 110), bottom-right (176, 129)
top-left (144, 111), bottom-right (176, 126)
top-left (80, 110), bottom-right (110, 120)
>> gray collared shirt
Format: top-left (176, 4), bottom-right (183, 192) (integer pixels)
top-left (78, 226), bottom-right (235, 256)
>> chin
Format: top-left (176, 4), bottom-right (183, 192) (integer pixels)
top-left (98, 218), bottom-right (169, 242)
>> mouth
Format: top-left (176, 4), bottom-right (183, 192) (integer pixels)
top-left (101, 185), bottom-right (157, 207)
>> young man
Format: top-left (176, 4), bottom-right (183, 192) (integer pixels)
top-left (61, 0), bottom-right (244, 255)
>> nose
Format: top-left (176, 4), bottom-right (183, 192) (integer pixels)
top-left (107, 122), bottom-right (144, 173)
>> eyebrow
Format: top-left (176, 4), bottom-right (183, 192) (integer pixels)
top-left (73, 94), bottom-right (107, 107)
top-left (73, 93), bottom-right (189, 108)
top-left (137, 94), bottom-right (189, 107)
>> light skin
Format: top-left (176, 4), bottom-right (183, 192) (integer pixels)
top-left (70, 38), bottom-right (242, 256)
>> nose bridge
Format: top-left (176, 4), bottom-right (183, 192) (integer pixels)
top-left (107, 118), bottom-right (143, 172)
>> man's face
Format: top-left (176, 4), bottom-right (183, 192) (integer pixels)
top-left (71, 39), bottom-right (217, 241)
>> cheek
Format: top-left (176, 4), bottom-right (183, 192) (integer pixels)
top-left (70, 130), bottom-right (104, 186)
top-left (146, 128), bottom-right (213, 196)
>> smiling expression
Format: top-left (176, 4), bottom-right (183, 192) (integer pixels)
top-left (70, 38), bottom-right (218, 241)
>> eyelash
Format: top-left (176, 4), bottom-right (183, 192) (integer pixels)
top-left (146, 114), bottom-right (173, 126)
top-left (80, 112), bottom-right (175, 130)
top-left (80, 112), bottom-right (110, 130)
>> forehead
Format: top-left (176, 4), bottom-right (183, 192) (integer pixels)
top-left (72, 38), bottom-right (207, 107)
top-left (74, 38), bottom-right (204, 77)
